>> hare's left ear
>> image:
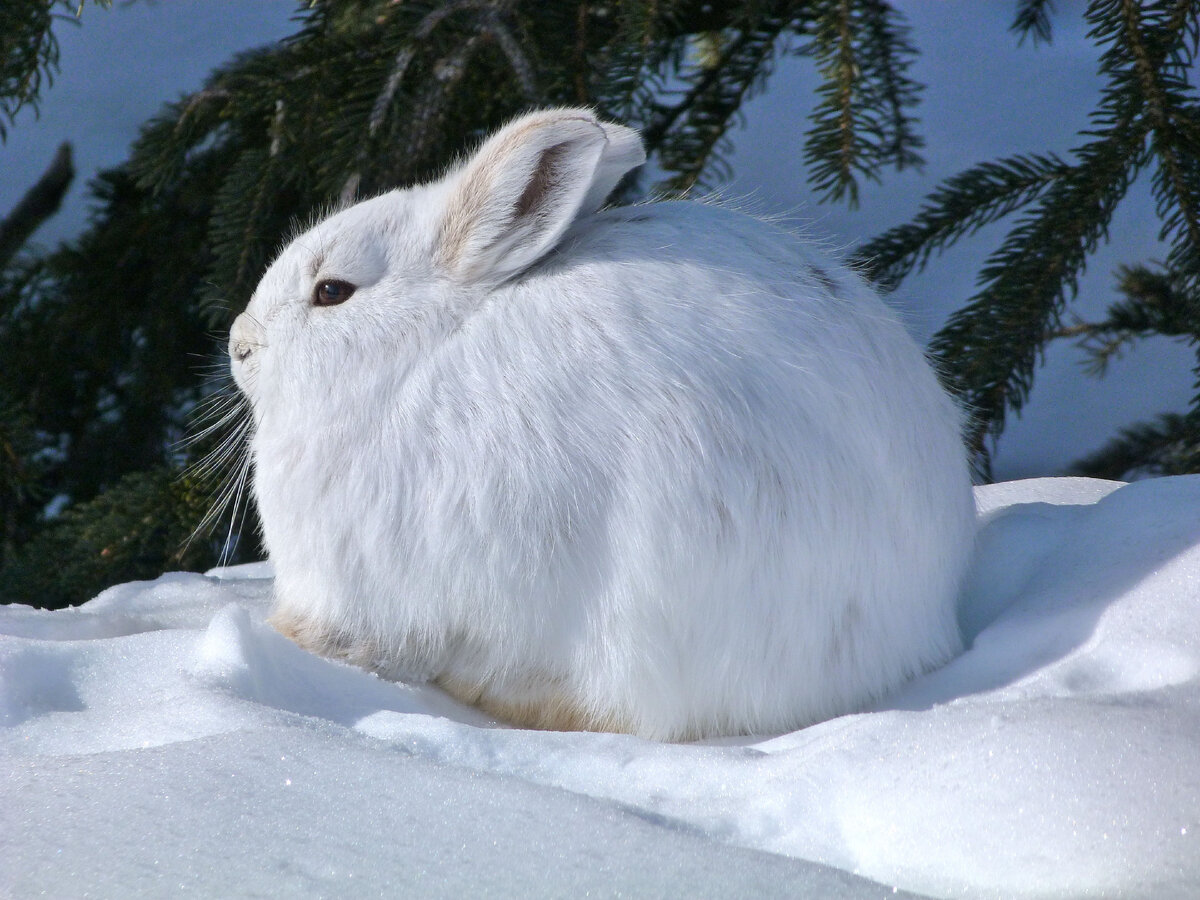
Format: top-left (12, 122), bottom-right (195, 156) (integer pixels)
top-left (436, 109), bottom-right (645, 284)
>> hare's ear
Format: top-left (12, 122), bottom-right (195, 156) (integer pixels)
top-left (437, 109), bottom-right (645, 284)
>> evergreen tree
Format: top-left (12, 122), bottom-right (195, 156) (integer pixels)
top-left (853, 0), bottom-right (1200, 478)
top-left (2, 1), bottom-right (111, 141)
top-left (1, 1), bottom-right (1198, 606)
top-left (0, 0), bottom-right (923, 607)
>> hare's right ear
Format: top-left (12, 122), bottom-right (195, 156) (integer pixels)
top-left (436, 109), bottom-right (645, 284)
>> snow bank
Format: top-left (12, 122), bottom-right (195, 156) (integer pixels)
top-left (3, 476), bottom-right (1200, 898)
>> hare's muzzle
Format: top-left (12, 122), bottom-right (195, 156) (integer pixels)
top-left (228, 313), bottom-right (265, 399)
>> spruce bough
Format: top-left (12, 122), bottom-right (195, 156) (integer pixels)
top-left (0, 0), bottom-right (1196, 606)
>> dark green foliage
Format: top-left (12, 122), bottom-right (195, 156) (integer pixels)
top-left (1067, 261), bottom-right (1200, 476)
top-left (3, 0), bottom-right (1199, 604)
top-left (3, 167), bottom-right (219, 507)
top-left (0, 0), bottom-right (926, 606)
top-left (1073, 411), bottom-right (1200, 476)
top-left (1, 0), bottom-right (60, 142)
top-left (0, 388), bottom-right (46, 564)
top-left (852, 152), bottom-right (1072, 290)
top-left (0, 142), bottom-right (73, 269)
top-left (857, 0), bottom-right (1200, 478)
top-left (639, 13), bottom-right (793, 193)
top-left (802, 0), bottom-right (923, 205)
top-left (0, 1), bottom-right (110, 141)
top-left (0, 468), bottom-right (221, 608)
top-left (1012, 0), bottom-right (1058, 45)
top-left (1070, 263), bottom-right (1198, 377)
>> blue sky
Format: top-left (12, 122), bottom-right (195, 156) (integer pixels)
top-left (1, 0), bottom-right (1191, 479)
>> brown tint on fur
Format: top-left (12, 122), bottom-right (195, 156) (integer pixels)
top-left (437, 169), bottom-right (491, 273)
top-left (270, 610), bottom-right (379, 669)
top-left (435, 671), bottom-right (632, 735)
top-left (437, 115), bottom-right (595, 275)
top-left (436, 121), bottom-right (537, 272)
top-left (514, 142), bottom-right (570, 218)
top-left (271, 612), bottom-right (635, 736)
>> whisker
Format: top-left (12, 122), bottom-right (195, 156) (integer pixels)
top-left (184, 394), bottom-right (245, 433)
top-left (218, 451), bottom-right (255, 566)
top-left (176, 394), bottom-right (246, 450)
top-left (179, 373), bottom-right (258, 566)
top-left (189, 413), bottom-right (252, 479)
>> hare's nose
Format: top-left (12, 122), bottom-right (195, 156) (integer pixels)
top-left (229, 314), bottom-right (261, 362)
top-left (230, 336), bottom-right (254, 363)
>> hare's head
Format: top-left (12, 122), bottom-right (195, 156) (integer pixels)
top-left (229, 109), bottom-right (645, 417)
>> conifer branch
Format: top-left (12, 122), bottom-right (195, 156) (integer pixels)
top-left (852, 153), bottom-right (1069, 289)
top-left (929, 125), bottom-right (1147, 459)
top-left (0, 142), bottom-right (73, 269)
top-left (1118, 0), bottom-right (1200, 260)
top-left (572, 3), bottom-right (590, 104)
top-left (860, 0), bottom-right (924, 169)
top-left (340, 1), bottom-right (537, 203)
top-left (1012, 0), bottom-right (1057, 45)
top-left (1072, 411), bottom-right (1200, 477)
top-left (365, 1), bottom-right (495, 139)
top-left (644, 18), bottom-right (788, 193)
top-left (399, 32), bottom-right (489, 163)
top-left (805, 0), bottom-right (865, 205)
top-left (880, 1), bottom-right (1200, 471)
top-left (832, 0), bottom-right (856, 197)
top-left (0, 1), bottom-right (113, 140)
top-left (1063, 262), bottom-right (1198, 375)
top-left (801, 0), bottom-right (923, 206)
top-left (486, 10), bottom-right (538, 98)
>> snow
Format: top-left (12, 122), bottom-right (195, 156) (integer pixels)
top-left (4, 476), bottom-right (1200, 898)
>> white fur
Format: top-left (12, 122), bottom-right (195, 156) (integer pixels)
top-left (229, 108), bottom-right (976, 741)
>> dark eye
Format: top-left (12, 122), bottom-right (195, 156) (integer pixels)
top-left (313, 279), bottom-right (356, 307)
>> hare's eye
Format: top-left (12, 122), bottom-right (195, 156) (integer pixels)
top-left (313, 279), bottom-right (356, 307)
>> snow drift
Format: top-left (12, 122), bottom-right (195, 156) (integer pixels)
top-left (3, 476), bottom-right (1199, 898)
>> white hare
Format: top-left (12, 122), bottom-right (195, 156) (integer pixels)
top-left (229, 108), bottom-right (976, 741)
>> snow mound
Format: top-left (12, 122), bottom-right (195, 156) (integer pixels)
top-left (3, 476), bottom-right (1200, 898)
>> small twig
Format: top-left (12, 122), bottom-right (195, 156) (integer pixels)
top-left (1045, 321), bottom-right (1101, 340)
top-left (400, 33), bottom-right (488, 164)
top-left (484, 10), bottom-right (538, 99)
top-left (340, 0), bottom-right (535, 204)
top-left (0, 142), bottom-right (74, 269)
top-left (176, 88), bottom-right (232, 133)
top-left (269, 99), bottom-right (286, 157)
